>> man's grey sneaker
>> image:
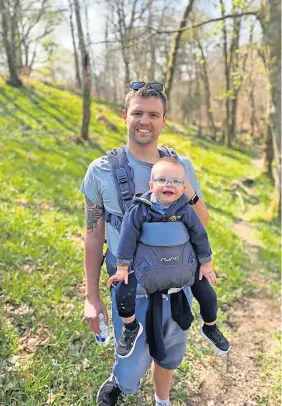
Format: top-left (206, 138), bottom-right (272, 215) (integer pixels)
top-left (200, 324), bottom-right (230, 355)
top-left (116, 322), bottom-right (143, 358)
top-left (96, 375), bottom-right (122, 406)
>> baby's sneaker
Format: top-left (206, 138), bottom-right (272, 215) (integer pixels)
top-left (116, 322), bottom-right (143, 358)
top-left (200, 324), bottom-right (230, 355)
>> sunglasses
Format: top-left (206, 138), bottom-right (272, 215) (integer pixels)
top-left (153, 177), bottom-right (184, 187)
top-left (130, 81), bottom-right (164, 92)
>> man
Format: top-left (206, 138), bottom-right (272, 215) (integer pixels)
top-left (81, 82), bottom-right (209, 406)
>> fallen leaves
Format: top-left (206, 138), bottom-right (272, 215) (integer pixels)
top-left (4, 302), bottom-right (33, 317)
top-left (18, 324), bottom-right (50, 353)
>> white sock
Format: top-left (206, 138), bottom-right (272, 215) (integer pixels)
top-left (155, 393), bottom-right (170, 406)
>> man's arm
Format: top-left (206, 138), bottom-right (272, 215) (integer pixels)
top-left (84, 197), bottom-right (107, 333)
top-left (184, 181), bottom-right (209, 228)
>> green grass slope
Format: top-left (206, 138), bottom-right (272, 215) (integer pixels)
top-left (0, 78), bottom-right (280, 405)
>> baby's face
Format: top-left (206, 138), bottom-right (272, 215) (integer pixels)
top-left (149, 162), bottom-right (186, 205)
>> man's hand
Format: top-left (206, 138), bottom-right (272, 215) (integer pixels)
top-left (107, 265), bottom-right (129, 287)
top-left (184, 176), bottom-right (195, 200)
top-left (84, 296), bottom-right (108, 334)
top-left (199, 263), bottom-right (217, 285)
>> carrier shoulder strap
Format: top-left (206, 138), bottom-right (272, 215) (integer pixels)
top-left (106, 146), bottom-right (135, 215)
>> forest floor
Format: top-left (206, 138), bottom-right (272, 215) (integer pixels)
top-left (185, 189), bottom-right (280, 406)
top-left (0, 79), bottom-right (280, 406)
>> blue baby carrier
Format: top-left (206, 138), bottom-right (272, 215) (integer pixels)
top-left (104, 146), bottom-right (197, 294)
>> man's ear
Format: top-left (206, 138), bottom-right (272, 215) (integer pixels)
top-left (162, 114), bottom-right (168, 127)
top-left (122, 109), bottom-right (127, 123)
top-left (149, 181), bottom-right (154, 191)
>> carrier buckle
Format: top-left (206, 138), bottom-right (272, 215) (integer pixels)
top-left (116, 168), bottom-right (128, 184)
top-left (121, 190), bottom-right (131, 201)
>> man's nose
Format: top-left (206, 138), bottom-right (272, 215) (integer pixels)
top-left (139, 114), bottom-right (150, 125)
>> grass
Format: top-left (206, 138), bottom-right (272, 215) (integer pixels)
top-left (0, 78), bottom-right (280, 405)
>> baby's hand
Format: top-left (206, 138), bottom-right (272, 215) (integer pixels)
top-left (107, 265), bottom-right (129, 287)
top-left (199, 263), bottom-right (217, 285)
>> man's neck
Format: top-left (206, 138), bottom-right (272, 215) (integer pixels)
top-left (127, 141), bottom-right (160, 164)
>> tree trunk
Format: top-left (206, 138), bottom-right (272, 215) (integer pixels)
top-left (148, 8), bottom-right (156, 80)
top-left (260, 0), bottom-right (281, 219)
top-left (124, 56), bottom-right (131, 94)
top-left (250, 81), bottom-right (256, 137)
top-left (261, 123), bottom-right (274, 180)
top-left (219, 0), bottom-right (231, 146)
top-left (196, 35), bottom-right (217, 140)
top-left (229, 17), bottom-right (241, 140)
top-left (73, 0), bottom-right (91, 141)
top-left (230, 96), bottom-right (238, 140)
top-left (69, 0), bottom-right (82, 89)
top-left (164, 0), bottom-right (195, 101)
top-left (0, 0), bottom-right (22, 87)
top-left (192, 42), bottom-right (202, 137)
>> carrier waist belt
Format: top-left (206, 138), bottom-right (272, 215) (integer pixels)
top-left (139, 222), bottom-right (190, 246)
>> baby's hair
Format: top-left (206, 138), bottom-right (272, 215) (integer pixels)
top-left (151, 157), bottom-right (184, 179)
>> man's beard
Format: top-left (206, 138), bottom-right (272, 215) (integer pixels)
top-left (129, 130), bottom-right (154, 145)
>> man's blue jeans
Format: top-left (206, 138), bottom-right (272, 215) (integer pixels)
top-left (111, 285), bottom-right (193, 394)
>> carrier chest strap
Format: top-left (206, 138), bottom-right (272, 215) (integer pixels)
top-left (104, 210), bottom-right (122, 231)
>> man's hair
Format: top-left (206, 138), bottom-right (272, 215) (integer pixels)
top-left (124, 83), bottom-right (168, 115)
top-left (151, 157), bottom-right (184, 179)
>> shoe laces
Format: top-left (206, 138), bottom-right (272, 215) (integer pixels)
top-left (121, 327), bottom-right (137, 343)
top-left (210, 327), bottom-right (224, 341)
top-left (108, 379), bottom-right (121, 397)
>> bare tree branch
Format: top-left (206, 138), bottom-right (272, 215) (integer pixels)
top-left (148, 11), bottom-right (259, 35)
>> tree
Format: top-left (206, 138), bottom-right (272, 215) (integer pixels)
top-left (260, 0), bottom-right (281, 219)
top-left (0, 0), bottom-right (61, 86)
top-left (106, 0), bottom-right (152, 93)
top-left (17, 0), bottom-right (60, 71)
top-left (219, 0), bottom-right (242, 146)
top-left (164, 0), bottom-right (195, 101)
top-left (68, 0), bottom-right (81, 89)
top-left (194, 31), bottom-right (217, 139)
top-left (73, 0), bottom-right (91, 140)
top-left (0, 0), bottom-right (23, 86)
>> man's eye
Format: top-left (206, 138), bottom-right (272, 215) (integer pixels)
top-left (151, 114), bottom-right (158, 118)
top-left (133, 112), bottom-right (141, 116)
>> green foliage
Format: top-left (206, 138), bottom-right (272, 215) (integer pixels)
top-left (0, 78), bottom-right (280, 404)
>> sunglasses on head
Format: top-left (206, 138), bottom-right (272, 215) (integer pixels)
top-left (130, 81), bottom-right (164, 92)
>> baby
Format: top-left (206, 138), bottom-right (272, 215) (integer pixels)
top-left (108, 157), bottom-right (230, 358)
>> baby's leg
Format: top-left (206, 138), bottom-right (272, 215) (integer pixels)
top-left (191, 265), bottom-right (230, 354)
top-left (114, 272), bottom-right (143, 358)
top-left (191, 266), bottom-right (218, 323)
top-left (115, 271), bottom-right (138, 324)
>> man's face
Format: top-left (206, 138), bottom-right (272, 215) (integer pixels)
top-left (122, 96), bottom-right (167, 146)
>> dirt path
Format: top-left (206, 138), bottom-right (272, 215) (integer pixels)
top-left (185, 160), bottom-right (280, 406)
